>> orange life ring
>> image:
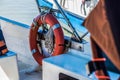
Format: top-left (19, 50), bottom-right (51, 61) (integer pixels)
top-left (29, 13), bottom-right (64, 65)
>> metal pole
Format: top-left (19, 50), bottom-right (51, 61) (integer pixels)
top-left (36, 0), bottom-right (41, 13)
top-left (53, 0), bottom-right (82, 42)
top-left (81, 31), bottom-right (89, 39)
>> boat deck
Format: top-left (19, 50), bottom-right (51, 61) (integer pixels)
top-left (0, 0), bottom-right (119, 80)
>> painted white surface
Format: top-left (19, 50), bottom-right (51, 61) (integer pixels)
top-left (0, 52), bottom-right (19, 80)
top-left (43, 52), bottom-right (92, 80)
top-left (0, 0), bottom-right (39, 68)
top-left (43, 51), bottom-right (120, 80)
top-left (0, 66), bottom-right (9, 80)
top-left (0, 19), bottom-right (38, 67)
top-left (0, 0), bottom-right (39, 25)
top-left (0, 0), bottom-right (41, 79)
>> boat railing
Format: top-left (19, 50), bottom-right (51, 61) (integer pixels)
top-left (35, 0), bottom-right (92, 43)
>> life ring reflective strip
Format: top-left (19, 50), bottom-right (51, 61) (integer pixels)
top-left (29, 13), bottom-right (64, 65)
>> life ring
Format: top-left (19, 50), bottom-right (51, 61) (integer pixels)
top-left (29, 13), bottom-right (64, 65)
